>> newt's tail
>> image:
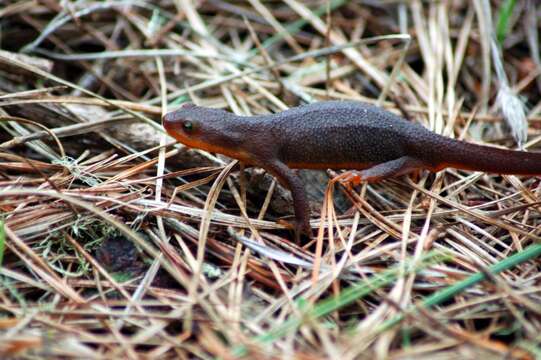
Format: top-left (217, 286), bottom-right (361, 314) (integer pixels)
top-left (415, 135), bottom-right (541, 176)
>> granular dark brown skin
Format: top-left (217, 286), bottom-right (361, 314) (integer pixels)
top-left (163, 101), bottom-right (541, 239)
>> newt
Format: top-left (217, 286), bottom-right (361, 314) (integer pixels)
top-left (163, 101), bottom-right (541, 238)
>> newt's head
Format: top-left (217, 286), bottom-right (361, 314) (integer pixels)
top-left (162, 103), bottom-right (251, 160)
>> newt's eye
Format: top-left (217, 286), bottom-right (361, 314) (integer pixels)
top-left (183, 121), bottom-right (194, 132)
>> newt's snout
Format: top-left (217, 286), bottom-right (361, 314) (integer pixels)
top-left (162, 112), bottom-right (176, 132)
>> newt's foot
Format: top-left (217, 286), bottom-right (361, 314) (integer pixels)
top-left (332, 171), bottom-right (363, 186)
top-left (278, 218), bottom-right (311, 243)
top-left (294, 219), bottom-right (312, 244)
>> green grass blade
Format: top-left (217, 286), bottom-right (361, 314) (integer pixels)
top-left (378, 243), bottom-right (541, 332)
top-left (233, 250), bottom-right (450, 356)
top-left (497, 0), bottom-right (517, 44)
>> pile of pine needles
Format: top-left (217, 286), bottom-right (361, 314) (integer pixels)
top-left (1, 0), bottom-right (541, 358)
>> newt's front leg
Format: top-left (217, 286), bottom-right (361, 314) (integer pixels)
top-left (263, 160), bottom-right (311, 241)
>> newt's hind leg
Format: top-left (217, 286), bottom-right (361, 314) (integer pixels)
top-left (334, 156), bottom-right (426, 186)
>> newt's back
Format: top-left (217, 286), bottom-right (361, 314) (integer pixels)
top-left (266, 101), bottom-right (430, 170)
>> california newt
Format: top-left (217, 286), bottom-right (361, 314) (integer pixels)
top-left (163, 101), bottom-right (541, 237)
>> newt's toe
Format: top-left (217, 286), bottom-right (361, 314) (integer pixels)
top-left (333, 171), bottom-right (362, 186)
